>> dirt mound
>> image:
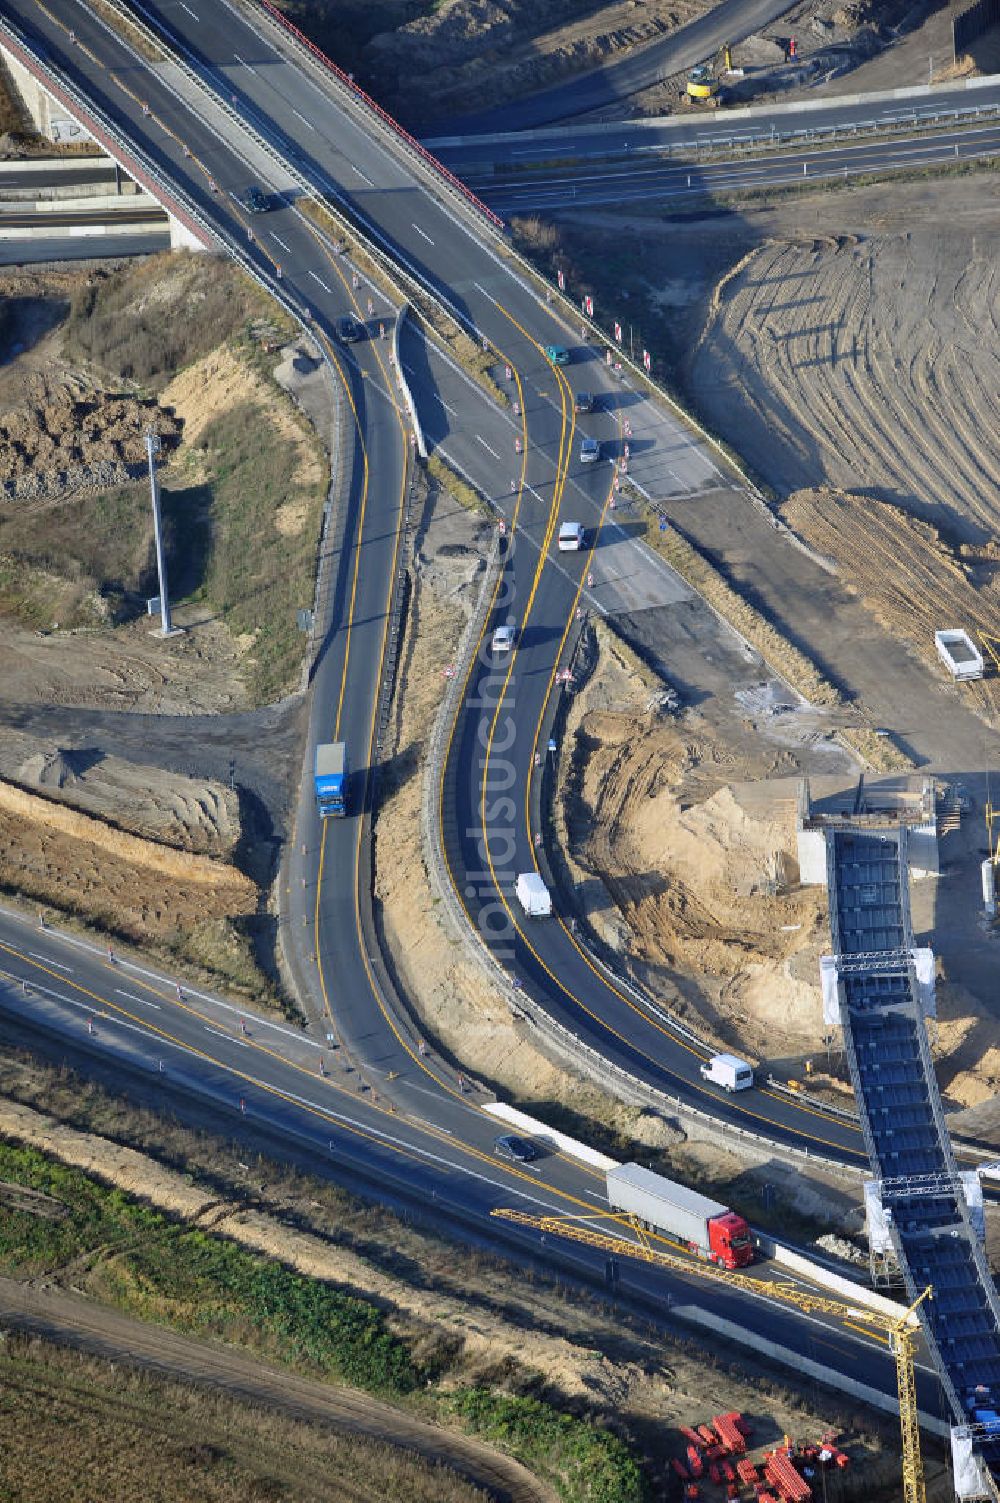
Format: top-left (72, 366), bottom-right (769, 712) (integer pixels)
top-left (556, 628), bottom-right (829, 1056)
top-left (16, 747), bottom-right (85, 790)
top-left (0, 374), bottom-right (180, 499)
top-left (368, 0), bottom-right (706, 124)
top-left (5, 736), bottom-right (240, 857)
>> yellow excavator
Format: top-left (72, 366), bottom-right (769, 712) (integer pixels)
top-left (684, 44), bottom-right (732, 106)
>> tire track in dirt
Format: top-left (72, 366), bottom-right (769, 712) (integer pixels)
top-left (689, 233), bottom-right (1000, 549)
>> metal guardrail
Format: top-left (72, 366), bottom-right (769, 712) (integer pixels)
top-left (246, 0), bottom-right (505, 231)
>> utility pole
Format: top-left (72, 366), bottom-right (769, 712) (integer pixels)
top-left (145, 429), bottom-right (182, 638)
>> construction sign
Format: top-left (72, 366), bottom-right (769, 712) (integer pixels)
top-left (614, 321), bottom-right (622, 343)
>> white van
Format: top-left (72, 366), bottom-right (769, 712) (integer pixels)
top-left (558, 522), bottom-right (584, 552)
top-left (699, 1054), bottom-right (753, 1092)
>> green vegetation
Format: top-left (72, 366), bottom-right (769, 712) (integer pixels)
top-left (443, 1389), bottom-right (646, 1503)
top-left (0, 479), bottom-right (155, 629)
top-left (0, 1138), bottom-right (418, 1394)
top-left (427, 452), bottom-right (491, 517)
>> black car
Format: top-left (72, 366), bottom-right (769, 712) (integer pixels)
top-left (493, 1134), bottom-right (538, 1164)
top-left (337, 315), bottom-right (364, 344)
top-left (574, 391), bottom-right (595, 414)
top-left (241, 185), bottom-right (270, 214)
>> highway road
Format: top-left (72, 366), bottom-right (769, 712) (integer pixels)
top-left (0, 898), bottom-right (955, 1438)
top-left (0, 0), bottom-right (975, 1442)
top-left (428, 76), bottom-right (1000, 166)
top-left (446, 122), bottom-right (1000, 215)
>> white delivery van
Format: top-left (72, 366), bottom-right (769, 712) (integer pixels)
top-left (558, 522), bottom-right (584, 552)
top-left (699, 1054), bottom-right (753, 1092)
top-left (515, 872), bottom-right (552, 917)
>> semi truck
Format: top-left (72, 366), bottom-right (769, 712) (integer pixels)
top-left (516, 872), bottom-right (551, 917)
top-left (314, 741), bottom-right (347, 818)
top-left (699, 1053), bottom-right (753, 1092)
top-left (606, 1162), bottom-right (754, 1268)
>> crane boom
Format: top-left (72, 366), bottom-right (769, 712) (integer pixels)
top-left (492, 1208), bottom-right (931, 1503)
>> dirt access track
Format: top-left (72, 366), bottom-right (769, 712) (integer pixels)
top-left (0, 1276), bottom-right (550, 1503)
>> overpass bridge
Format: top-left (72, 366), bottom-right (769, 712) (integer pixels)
top-left (826, 820), bottom-right (1000, 1498)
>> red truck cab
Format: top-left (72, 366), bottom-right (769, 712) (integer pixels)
top-left (708, 1210), bottom-right (753, 1268)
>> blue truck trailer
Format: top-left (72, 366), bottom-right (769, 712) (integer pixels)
top-left (314, 742), bottom-right (347, 818)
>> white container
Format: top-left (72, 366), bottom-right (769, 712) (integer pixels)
top-left (699, 1053), bottom-right (754, 1092)
top-left (935, 629), bottom-right (984, 681)
top-left (515, 872), bottom-right (551, 917)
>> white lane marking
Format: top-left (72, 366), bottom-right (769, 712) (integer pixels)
top-left (291, 107), bottom-right (316, 132)
top-left (475, 435), bottom-right (500, 460)
top-left (270, 232), bottom-right (291, 252)
top-left (116, 989), bottom-right (160, 1009)
top-left (351, 165), bottom-right (374, 186)
top-left (179, 1), bottom-right (199, 17)
top-left (233, 52), bottom-right (256, 75)
top-left (308, 270), bottom-right (332, 292)
top-left (411, 222), bottom-right (435, 246)
top-left (206, 1026), bottom-right (249, 1048)
top-left (29, 953), bottom-right (71, 971)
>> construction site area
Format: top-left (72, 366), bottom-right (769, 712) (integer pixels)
top-left (2, 0), bottom-right (1000, 1500)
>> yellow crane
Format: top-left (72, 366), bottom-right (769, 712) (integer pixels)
top-left (492, 1208), bottom-right (933, 1503)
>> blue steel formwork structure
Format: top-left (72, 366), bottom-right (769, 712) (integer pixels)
top-left (827, 826), bottom-right (1000, 1492)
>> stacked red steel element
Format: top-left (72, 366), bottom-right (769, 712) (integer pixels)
top-left (684, 1485), bottom-right (700, 1501)
top-left (671, 1457), bottom-right (690, 1481)
top-left (681, 1426), bottom-right (706, 1450)
top-left (697, 1424), bottom-right (717, 1446)
top-left (737, 1457), bottom-right (760, 1486)
top-left (713, 1412), bottom-right (748, 1453)
top-left (686, 1444), bottom-right (705, 1477)
top-left (764, 1449), bottom-right (812, 1501)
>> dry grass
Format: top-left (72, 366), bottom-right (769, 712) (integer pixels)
top-left (0, 1047), bottom-right (901, 1500)
top-left (0, 1335), bottom-right (487, 1503)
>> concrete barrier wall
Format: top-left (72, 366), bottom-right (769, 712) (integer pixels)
top-left (766, 1240), bottom-right (919, 1324)
top-left (669, 1305), bottom-right (950, 1440)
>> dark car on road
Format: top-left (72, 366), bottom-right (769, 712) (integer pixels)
top-left (574, 391), bottom-right (595, 413)
top-left (336, 315), bottom-right (365, 344)
top-left (241, 185), bottom-right (270, 214)
top-left (493, 1134), bottom-right (538, 1163)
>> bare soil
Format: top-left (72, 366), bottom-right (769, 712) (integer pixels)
top-left (366, 0), bottom-right (713, 127)
top-left (555, 620), bottom-right (830, 1062)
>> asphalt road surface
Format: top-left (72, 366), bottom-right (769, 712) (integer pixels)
top-left (439, 123), bottom-right (1000, 215)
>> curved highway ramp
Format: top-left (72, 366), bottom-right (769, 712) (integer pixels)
top-left (827, 826), bottom-right (1000, 1495)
